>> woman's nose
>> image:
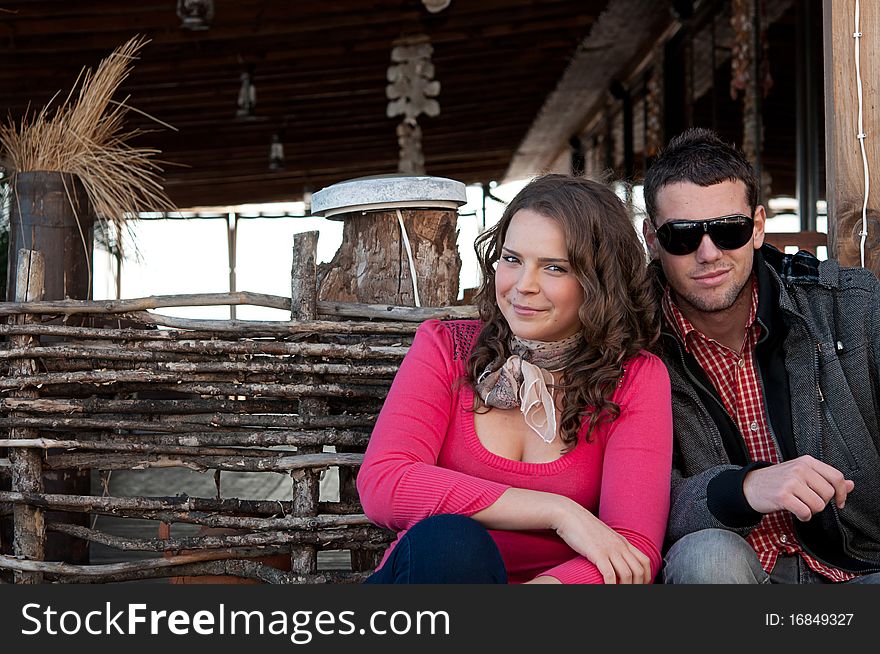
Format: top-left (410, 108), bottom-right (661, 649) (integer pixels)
top-left (515, 266), bottom-right (540, 294)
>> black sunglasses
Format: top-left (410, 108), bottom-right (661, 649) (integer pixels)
top-left (650, 214), bottom-right (755, 256)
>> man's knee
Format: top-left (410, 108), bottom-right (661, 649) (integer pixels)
top-left (663, 529), bottom-right (765, 584)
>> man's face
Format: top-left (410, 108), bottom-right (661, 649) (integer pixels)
top-left (643, 180), bottom-right (765, 315)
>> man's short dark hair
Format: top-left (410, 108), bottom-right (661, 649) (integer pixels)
top-left (643, 127), bottom-right (759, 220)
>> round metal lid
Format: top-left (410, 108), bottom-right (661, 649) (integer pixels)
top-left (310, 174), bottom-right (467, 219)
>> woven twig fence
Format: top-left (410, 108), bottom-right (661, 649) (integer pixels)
top-left (0, 232), bottom-right (476, 583)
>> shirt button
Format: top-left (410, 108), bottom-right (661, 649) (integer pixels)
top-left (780, 534), bottom-right (788, 544)
top-left (737, 359), bottom-right (745, 368)
top-left (750, 421), bottom-right (759, 432)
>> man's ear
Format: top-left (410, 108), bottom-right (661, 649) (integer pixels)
top-left (643, 217), bottom-right (661, 259)
top-left (752, 205), bottom-right (766, 249)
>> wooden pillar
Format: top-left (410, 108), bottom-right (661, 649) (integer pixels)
top-left (796, 0), bottom-right (822, 232)
top-left (6, 172), bottom-right (92, 566)
top-left (290, 231), bottom-right (321, 576)
top-left (823, 0), bottom-right (880, 272)
top-left (292, 230), bottom-right (381, 574)
top-left (6, 172), bottom-right (94, 302)
top-left (9, 250), bottom-right (46, 583)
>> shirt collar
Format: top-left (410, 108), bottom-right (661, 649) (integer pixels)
top-left (662, 276), bottom-right (759, 353)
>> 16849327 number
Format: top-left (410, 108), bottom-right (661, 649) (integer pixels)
top-left (789, 613), bottom-right (853, 626)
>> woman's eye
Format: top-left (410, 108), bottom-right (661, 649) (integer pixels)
top-left (546, 265), bottom-right (567, 273)
top-left (500, 255), bottom-right (519, 264)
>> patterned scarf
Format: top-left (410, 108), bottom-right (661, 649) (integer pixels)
top-left (475, 332), bottom-right (583, 444)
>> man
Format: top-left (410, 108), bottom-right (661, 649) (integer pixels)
top-left (643, 127), bottom-right (880, 583)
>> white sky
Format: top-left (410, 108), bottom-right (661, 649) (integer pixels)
top-left (93, 180), bottom-right (530, 319)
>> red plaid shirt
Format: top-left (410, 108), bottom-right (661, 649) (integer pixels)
top-left (663, 278), bottom-right (855, 581)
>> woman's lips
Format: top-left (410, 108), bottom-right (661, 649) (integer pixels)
top-left (512, 303), bottom-right (545, 316)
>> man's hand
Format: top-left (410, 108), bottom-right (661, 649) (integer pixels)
top-left (742, 455), bottom-right (855, 521)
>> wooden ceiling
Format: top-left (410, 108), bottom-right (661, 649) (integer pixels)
top-left (0, 0), bottom-right (609, 209)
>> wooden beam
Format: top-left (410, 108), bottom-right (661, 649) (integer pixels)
top-left (504, 0), bottom-right (672, 182)
top-left (823, 0), bottom-right (880, 272)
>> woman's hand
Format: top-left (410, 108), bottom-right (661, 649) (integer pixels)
top-left (551, 498), bottom-right (652, 584)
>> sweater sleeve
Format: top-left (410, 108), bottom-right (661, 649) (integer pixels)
top-left (540, 353), bottom-right (673, 584)
top-left (356, 320), bottom-right (511, 531)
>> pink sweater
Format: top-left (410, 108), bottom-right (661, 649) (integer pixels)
top-left (357, 320), bottom-right (672, 584)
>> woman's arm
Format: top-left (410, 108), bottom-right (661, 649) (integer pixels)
top-left (524, 354), bottom-right (673, 584)
top-left (356, 321), bottom-right (511, 530)
top-left (473, 488), bottom-right (652, 584)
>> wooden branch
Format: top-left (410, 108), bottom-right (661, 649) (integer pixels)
top-left (118, 339), bottom-right (407, 359)
top-left (0, 371), bottom-right (389, 398)
top-left (0, 320), bottom-right (417, 339)
top-left (51, 559), bottom-right (370, 584)
top-left (0, 332), bottom-right (408, 358)
top-left (317, 300), bottom-right (477, 321)
top-left (0, 291), bottom-right (292, 315)
top-left (318, 501), bottom-right (363, 515)
top-left (0, 491), bottom-right (366, 519)
top-left (0, 547), bottom-right (290, 575)
top-left (118, 311), bottom-right (318, 333)
top-left (0, 415), bottom-right (376, 433)
top-left (0, 292), bottom-right (475, 323)
top-left (43, 451), bottom-right (364, 473)
top-left (0, 349), bottom-right (401, 377)
top-left (0, 438), bottom-right (307, 458)
top-left (0, 397), bottom-right (303, 415)
top-left (48, 522), bottom-right (391, 552)
top-left (0, 429), bottom-right (372, 449)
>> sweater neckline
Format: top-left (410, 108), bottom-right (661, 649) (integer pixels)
top-left (459, 384), bottom-right (580, 475)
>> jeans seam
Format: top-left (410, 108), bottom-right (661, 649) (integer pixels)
top-left (403, 535), bottom-right (412, 584)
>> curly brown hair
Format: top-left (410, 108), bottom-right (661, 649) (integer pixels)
top-left (468, 174), bottom-right (659, 447)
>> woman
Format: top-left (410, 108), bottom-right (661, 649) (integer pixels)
top-left (357, 174), bottom-right (672, 584)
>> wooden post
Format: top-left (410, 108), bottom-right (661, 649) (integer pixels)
top-left (7, 171), bottom-right (93, 565)
top-left (7, 172), bottom-right (94, 302)
top-left (318, 209), bottom-right (461, 306)
top-left (10, 250), bottom-right (46, 583)
top-left (290, 231), bottom-right (321, 576)
top-left (291, 232), bottom-right (319, 321)
top-left (312, 176), bottom-right (467, 307)
top-left (823, 0), bottom-right (880, 273)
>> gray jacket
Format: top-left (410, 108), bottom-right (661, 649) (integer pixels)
top-left (658, 245), bottom-right (880, 573)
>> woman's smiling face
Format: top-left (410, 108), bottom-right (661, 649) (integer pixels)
top-left (494, 208), bottom-right (584, 342)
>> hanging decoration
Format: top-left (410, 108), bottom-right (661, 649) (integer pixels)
top-left (236, 67), bottom-right (256, 119)
top-left (177, 0), bottom-right (214, 31)
top-left (395, 122), bottom-right (424, 175)
top-left (422, 0), bottom-right (451, 13)
top-left (386, 36), bottom-right (440, 175)
top-left (268, 133), bottom-right (285, 171)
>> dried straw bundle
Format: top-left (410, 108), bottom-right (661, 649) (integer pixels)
top-left (0, 36), bottom-right (175, 231)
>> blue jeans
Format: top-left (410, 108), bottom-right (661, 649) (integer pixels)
top-left (663, 528), bottom-right (880, 584)
top-left (364, 514), bottom-right (508, 584)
